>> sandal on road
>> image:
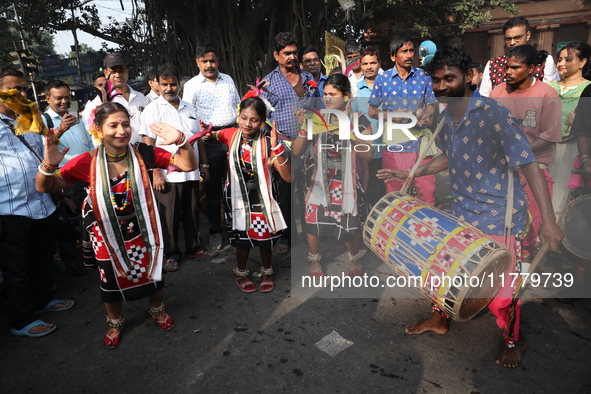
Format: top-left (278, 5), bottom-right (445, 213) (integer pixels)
top-left (275, 240), bottom-right (290, 255)
top-left (186, 250), bottom-right (218, 259)
top-left (348, 261), bottom-right (363, 276)
top-left (259, 266), bottom-right (274, 293)
top-left (235, 276), bottom-right (257, 293)
top-left (260, 275), bottom-right (275, 293)
top-left (164, 258), bottom-right (179, 272)
top-left (148, 305), bottom-right (175, 331)
top-left (34, 299), bottom-right (75, 314)
top-left (11, 320), bottom-right (56, 338)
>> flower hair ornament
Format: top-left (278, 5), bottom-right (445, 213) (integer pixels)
top-left (87, 107), bottom-right (103, 142)
top-left (241, 77), bottom-right (276, 115)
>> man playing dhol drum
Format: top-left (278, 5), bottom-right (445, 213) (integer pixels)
top-left (377, 47), bottom-right (563, 368)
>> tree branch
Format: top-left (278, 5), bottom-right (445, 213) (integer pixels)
top-left (48, 21), bottom-right (148, 50)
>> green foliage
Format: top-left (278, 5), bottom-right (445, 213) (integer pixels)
top-left (66, 43), bottom-right (93, 58)
top-left (378, 0), bottom-right (518, 37)
top-left (1, 0), bottom-right (518, 89)
top-left (0, 2), bottom-right (57, 69)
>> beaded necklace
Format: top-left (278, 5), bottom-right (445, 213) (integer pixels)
top-left (110, 171), bottom-right (131, 211)
top-left (240, 132), bottom-right (255, 176)
top-left (106, 150), bottom-right (128, 159)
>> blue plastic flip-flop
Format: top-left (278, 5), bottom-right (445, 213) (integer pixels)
top-left (34, 299), bottom-right (75, 314)
top-left (11, 320), bottom-right (57, 337)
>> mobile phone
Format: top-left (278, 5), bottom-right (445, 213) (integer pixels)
top-left (66, 102), bottom-right (80, 124)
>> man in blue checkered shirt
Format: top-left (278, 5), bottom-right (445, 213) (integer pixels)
top-left (261, 32), bottom-right (320, 254)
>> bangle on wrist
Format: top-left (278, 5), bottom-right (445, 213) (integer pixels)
top-left (175, 132), bottom-right (187, 147)
top-left (41, 160), bottom-right (59, 170)
top-left (200, 164), bottom-right (210, 168)
top-left (580, 155), bottom-right (590, 164)
top-left (271, 144), bottom-right (285, 157)
top-left (277, 156), bottom-right (289, 166)
top-left (38, 164), bottom-right (57, 176)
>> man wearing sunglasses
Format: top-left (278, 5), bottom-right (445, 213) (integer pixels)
top-left (480, 16), bottom-right (560, 97)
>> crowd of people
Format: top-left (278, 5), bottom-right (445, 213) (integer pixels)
top-left (1, 15), bottom-right (590, 367)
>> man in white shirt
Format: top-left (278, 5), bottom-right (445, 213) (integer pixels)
top-left (140, 64), bottom-right (217, 272)
top-left (182, 43), bottom-right (241, 251)
top-left (42, 80), bottom-right (94, 275)
top-left (145, 71), bottom-right (160, 104)
top-left (82, 53), bottom-right (147, 145)
top-left (479, 16), bottom-right (560, 97)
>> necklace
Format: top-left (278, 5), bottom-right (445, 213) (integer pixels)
top-left (241, 135), bottom-right (254, 144)
top-left (106, 150), bottom-right (128, 159)
top-left (110, 171), bottom-right (131, 211)
top-left (559, 77), bottom-right (586, 87)
top-left (106, 156), bottom-right (126, 162)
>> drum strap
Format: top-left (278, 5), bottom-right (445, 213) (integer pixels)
top-left (503, 169), bottom-right (514, 247)
top-left (402, 117), bottom-right (446, 194)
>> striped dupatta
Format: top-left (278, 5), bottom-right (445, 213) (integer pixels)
top-left (304, 122), bottom-right (357, 216)
top-left (89, 144), bottom-right (164, 280)
top-left (228, 129), bottom-right (286, 233)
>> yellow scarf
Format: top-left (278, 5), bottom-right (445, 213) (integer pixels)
top-left (0, 89), bottom-right (48, 136)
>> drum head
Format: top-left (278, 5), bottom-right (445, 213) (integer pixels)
top-left (558, 194), bottom-right (591, 260)
top-left (454, 249), bottom-right (512, 322)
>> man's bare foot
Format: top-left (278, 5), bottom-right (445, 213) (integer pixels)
top-left (29, 322), bottom-right (55, 335)
top-left (405, 312), bottom-right (450, 335)
top-left (495, 334), bottom-right (527, 368)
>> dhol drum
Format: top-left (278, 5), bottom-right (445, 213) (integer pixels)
top-left (558, 194), bottom-right (591, 260)
top-left (363, 192), bottom-right (512, 322)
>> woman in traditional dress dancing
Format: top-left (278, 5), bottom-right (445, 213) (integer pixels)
top-left (292, 73), bottom-right (374, 277)
top-left (36, 102), bottom-right (197, 348)
top-left (203, 96), bottom-right (290, 293)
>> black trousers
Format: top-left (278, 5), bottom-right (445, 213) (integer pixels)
top-left (0, 212), bottom-right (57, 330)
top-left (204, 141), bottom-right (228, 236)
top-left (366, 157), bottom-right (386, 207)
top-left (57, 181), bottom-right (86, 269)
top-left (155, 181), bottom-right (202, 258)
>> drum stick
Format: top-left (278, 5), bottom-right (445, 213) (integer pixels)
top-left (571, 169), bottom-right (591, 176)
top-left (401, 117), bottom-right (446, 194)
top-left (515, 242), bottom-right (550, 295)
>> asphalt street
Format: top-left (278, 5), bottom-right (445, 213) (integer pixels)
top-left (1, 173), bottom-right (590, 393)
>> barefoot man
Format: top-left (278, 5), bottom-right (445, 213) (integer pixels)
top-left (377, 47), bottom-right (564, 368)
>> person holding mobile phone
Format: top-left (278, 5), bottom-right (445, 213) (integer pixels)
top-left (42, 80), bottom-right (94, 276)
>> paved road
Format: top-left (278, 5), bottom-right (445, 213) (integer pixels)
top-left (1, 173), bottom-right (590, 393)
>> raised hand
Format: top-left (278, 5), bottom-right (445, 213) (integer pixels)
top-left (60, 113), bottom-right (78, 134)
top-left (43, 130), bottom-right (69, 167)
top-left (293, 108), bottom-right (306, 126)
top-left (270, 120), bottom-right (278, 148)
top-left (149, 122), bottom-right (182, 145)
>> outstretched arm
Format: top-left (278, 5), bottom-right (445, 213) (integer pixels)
top-left (149, 122), bottom-right (198, 172)
top-left (520, 161), bottom-right (564, 250)
top-left (376, 152), bottom-right (448, 183)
